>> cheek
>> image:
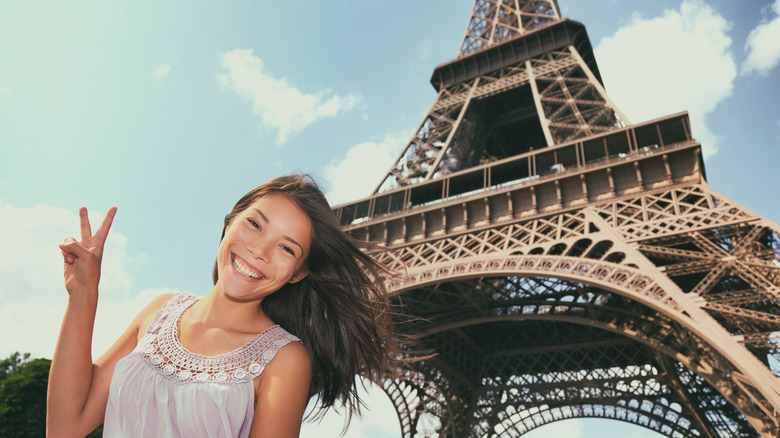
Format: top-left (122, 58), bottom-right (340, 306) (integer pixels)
top-left (277, 256), bottom-right (304, 279)
top-left (278, 257), bottom-right (298, 273)
top-left (217, 236), bottom-right (233, 268)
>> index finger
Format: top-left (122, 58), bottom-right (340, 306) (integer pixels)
top-left (93, 207), bottom-right (118, 245)
top-left (79, 207), bottom-right (92, 241)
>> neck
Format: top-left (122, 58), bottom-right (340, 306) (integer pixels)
top-left (190, 284), bottom-right (272, 332)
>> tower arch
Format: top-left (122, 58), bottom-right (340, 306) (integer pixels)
top-left (332, 1), bottom-right (780, 436)
top-left (384, 269), bottom-right (769, 437)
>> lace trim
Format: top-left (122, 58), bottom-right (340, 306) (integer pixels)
top-left (137, 292), bottom-right (300, 384)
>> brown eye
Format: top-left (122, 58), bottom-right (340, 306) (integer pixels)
top-left (247, 218), bottom-right (260, 229)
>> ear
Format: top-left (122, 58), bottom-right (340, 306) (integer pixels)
top-left (288, 269), bottom-right (308, 284)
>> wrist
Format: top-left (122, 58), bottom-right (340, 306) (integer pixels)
top-left (67, 287), bottom-right (99, 306)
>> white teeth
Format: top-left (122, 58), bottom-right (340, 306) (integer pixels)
top-left (233, 256), bottom-right (263, 279)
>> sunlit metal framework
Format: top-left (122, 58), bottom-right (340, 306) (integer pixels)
top-left (334, 1), bottom-right (780, 436)
top-left (459, 0), bottom-right (563, 57)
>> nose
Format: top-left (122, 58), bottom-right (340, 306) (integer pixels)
top-left (247, 236), bottom-right (272, 261)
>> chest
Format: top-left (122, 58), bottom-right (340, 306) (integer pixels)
top-left (134, 293), bottom-right (300, 385)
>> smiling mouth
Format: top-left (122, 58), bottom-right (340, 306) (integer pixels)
top-left (232, 254), bottom-right (265, 280)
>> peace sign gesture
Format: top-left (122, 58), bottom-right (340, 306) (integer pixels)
top-left (60, 206), bottom-right (117, 296)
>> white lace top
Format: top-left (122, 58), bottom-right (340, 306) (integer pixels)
top-left (103, 292), bottom-right (301, 437)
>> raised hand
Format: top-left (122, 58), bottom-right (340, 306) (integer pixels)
top-left (60, 206), bottom-right (117, 296)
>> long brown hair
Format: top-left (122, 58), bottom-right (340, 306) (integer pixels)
top-left (213, 174), bottom-right (399, 423)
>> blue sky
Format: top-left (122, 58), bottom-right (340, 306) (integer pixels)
top-left (1, 0), bottom-right (779, 436)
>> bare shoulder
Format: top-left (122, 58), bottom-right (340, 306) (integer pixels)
top-left (257, 340), bottom-right (312, 392)
top-left (140, 292), bottom-right (175, 317)
top-left (147, 292), bottom-right (176, 309)
top-left (136, 293), bottom-right (176, 334)
top-left (265, 341), bottom-right (312, 376)
top-left (94, 294), bottom-right (176, 369)
top-left (250, 341), bottom-right (311, 437)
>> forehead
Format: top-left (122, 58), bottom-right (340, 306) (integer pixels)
top-left (244, 193), bottom-right (312, 240)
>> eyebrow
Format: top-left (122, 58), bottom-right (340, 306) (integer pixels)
top-left (252, 208), bottom-right (305, 254)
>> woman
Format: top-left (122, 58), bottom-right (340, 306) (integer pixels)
top-left (47, 174), bottom-right (400, 437)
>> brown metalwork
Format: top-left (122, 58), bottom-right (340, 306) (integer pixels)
top-left (459, 0), bottom-right (562, 57)
top-left (334, 1), bottom-right (780, 436)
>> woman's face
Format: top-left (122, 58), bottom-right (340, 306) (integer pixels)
top-left (216, 193), bottom-right (312, 303)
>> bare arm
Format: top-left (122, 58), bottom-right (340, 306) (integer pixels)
top-left (46, 207), bottom-right (163, 437)
top-left (249, 342), bottom-right (312, 438)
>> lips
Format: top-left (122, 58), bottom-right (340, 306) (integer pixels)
top-left (231, 254), bottom-right (265, 280)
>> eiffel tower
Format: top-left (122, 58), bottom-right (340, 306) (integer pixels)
top-left (332, 1), bottom-right (780, 436)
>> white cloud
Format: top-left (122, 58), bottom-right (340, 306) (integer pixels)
top-left (0, 203), bottom-right (172, 359)
top-left (323, 131), bottom-right (408, 205)
top-left (0, 204), bottom-right (132, 303)
top-left (153, 63), bottom-right (171, 80)
top-left (742, 0), bottom-right (780, 76)
top-left (218, 49), bottom-right (362, 144)
top-left (594, 0), bottom-right (736, 158)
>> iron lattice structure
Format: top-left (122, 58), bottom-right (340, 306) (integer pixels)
top-left (333, 1), bottom-right (780, 436)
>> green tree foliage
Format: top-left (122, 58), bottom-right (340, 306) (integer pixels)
top-left (0, 352), bottom-right (50, 437)
top-left (0, 352), bottom-right (102, 437)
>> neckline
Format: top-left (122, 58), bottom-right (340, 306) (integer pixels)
top-left (171, 294), bottom-right (280, 360)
